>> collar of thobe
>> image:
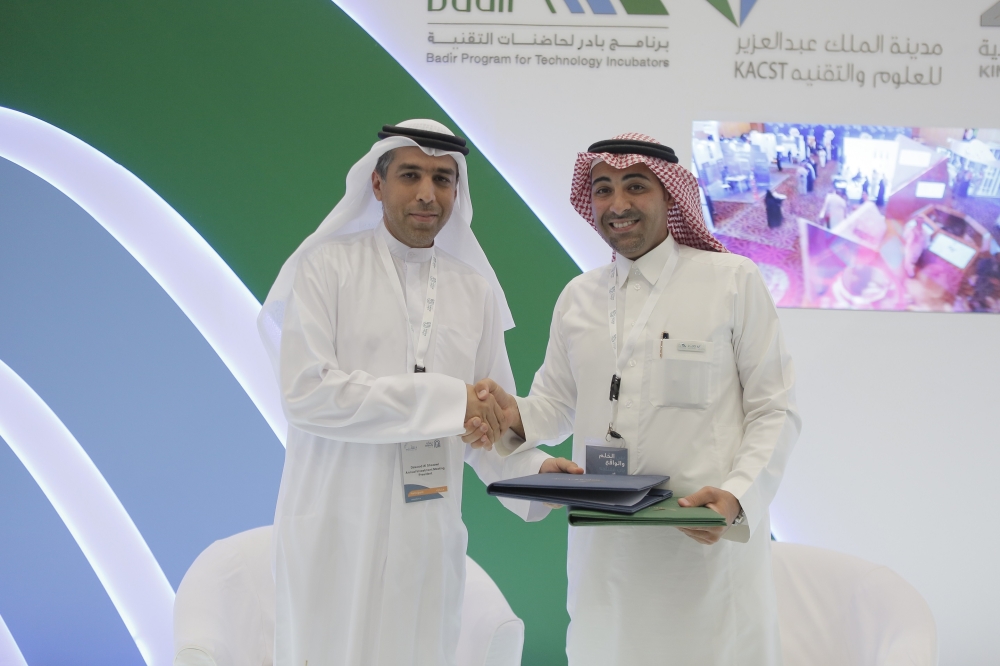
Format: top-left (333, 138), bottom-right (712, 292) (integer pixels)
top-left (377, 221), bottom-right (435, 263)
top-left (374, 222), bottom-right (438, 373)
top-left (614, 233), bottom-right (677, 291)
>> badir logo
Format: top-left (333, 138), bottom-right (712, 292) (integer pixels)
top-left (545, 0), bottom-right (668, 15)
top-left (430, 0), bottom-right (759, 24)
top-left (541, 0), bottom-right (758, 24)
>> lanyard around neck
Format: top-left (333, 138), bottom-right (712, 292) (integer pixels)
top-left (606, 247), bottom-right (678, 439)
top-left (375, 232), bottom-right (439, 374)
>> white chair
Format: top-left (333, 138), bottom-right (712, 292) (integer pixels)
top-left (173, 526), bottom-right (523, 666)
top-left (772, 542), bottom-right (937, 666)
top-left (458, 558), bottom-right (524, 666)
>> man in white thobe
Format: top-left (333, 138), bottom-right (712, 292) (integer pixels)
top-left (819, 187), bottom-right (848, 228)
top-left (257, 120), bottom-right (576, 666)
top-left (490, 134), bottom-right (801, 664)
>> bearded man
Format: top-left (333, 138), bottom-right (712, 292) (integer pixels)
top-left (257, 119), bottom-right (576, 666)
top-left (493, 134), bottom-right (801, 664)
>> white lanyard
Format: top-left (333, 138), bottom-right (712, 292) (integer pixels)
top-left (606, 248), bottom-right (678, 440)
top-left (375, 232), bottom-right (439, 373)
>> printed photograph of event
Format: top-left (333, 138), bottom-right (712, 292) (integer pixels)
top-left (692, 122), bottom-right (1000, 313)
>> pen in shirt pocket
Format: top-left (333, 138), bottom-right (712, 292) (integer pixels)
top-left (659, 332), bottom-right (669, 357)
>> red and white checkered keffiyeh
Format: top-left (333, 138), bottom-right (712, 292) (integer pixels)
top-left (570, 132), bottom-right (728, 254)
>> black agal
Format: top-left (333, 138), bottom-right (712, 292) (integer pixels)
top-left (587, 138), bottom-right (678, 163)
top-left (378, 124), bottom-right (470, 155)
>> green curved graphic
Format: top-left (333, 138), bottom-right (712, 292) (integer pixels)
top-left (0, 1), bottom-right (578, 663)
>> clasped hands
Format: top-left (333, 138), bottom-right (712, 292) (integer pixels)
top-left (462, 379), bottom-right (520, 450)
top-left (462, 380), bottom-right (582, 477)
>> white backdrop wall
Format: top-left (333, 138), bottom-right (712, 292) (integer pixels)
top-left (334, 0), bottom-right (1000, 662)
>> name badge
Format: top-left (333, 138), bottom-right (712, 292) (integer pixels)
top-left (586, 444), bottom-right (628, 475)
top-left (677, 342), bottom-right (706, 353)
top-left (400, 439), bottom-right (448, 502)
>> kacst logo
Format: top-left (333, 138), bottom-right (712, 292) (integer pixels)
top-left (984, 0), bottom-right (1000, 26)
top-left (703, 0), bottom-right (759, 26)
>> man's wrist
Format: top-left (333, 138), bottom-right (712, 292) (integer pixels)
top-left (510, 414), bottom-right (525, 440)
top-left (509, 396), bottom-right (525, 440)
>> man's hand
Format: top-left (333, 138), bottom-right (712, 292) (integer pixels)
top-left (463, 384), bottom-right (504, 449)
top-left (468, 378), bottom-right (525, 439)
top-left (539, 457), bottom-right (583, 474)
top-left (538, 457), bottom-right (583, 508)
top-left (676, 487), bottom-right (742, 545)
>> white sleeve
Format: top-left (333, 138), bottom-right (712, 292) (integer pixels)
top-left (279, 248), bottom-right (466, 444)
top-left (508, 286), bottom-right (577, 448)
top-left (464, 292), bottom-right (552, 523)
top-left (720, 260), bottom-right (801, 542)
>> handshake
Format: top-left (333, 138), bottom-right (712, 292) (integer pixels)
top-left (462, 379), bottom-right (583, 476)
top-left (462, 379), bottom-right (523, 450)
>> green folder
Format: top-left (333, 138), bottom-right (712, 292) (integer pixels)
top-left (568, 497), bottom-right (728, 527)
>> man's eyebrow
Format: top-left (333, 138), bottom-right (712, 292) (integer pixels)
top-left (591, 176), bottom-right (612, 185)
top-left (622, 173), bottom-right (652, 182)
top-left (396, 163), bottom-right (457, 176)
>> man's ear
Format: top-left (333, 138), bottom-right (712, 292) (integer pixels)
top-left (372, 171), bottom-right (384, 202)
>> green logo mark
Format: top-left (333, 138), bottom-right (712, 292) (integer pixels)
top-left (704, 0), bottom-right (758, 26)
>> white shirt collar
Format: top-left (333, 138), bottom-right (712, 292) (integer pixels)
top-left (378, 221), bottom-right (435, 263)
top-left (615, 234), bottom-right (677, 289)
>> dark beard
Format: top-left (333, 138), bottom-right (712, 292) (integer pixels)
top-left (600, 210), bottom-right (646, 254)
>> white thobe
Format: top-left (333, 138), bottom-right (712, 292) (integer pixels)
top-left (819, 193), bottom-right (848, 226)
top-left (513, 234), bottom-right (800, 665)
top-left (274, 223), bottom-right (549, 666)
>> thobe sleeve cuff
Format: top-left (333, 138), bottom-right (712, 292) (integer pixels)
top-left (431, 374), bottom-right (470, 436)
top-left (493, 396), bottom-right (546, 457)
top-left (720, 477), bottom-right (762, 543)
top-left (494, 428), bottom-right (527, 457)
top-left (497, 447), bottom-right (553, 522)
top-left (512, 395), bottom-right (545, 448)
top-left (721, 523), bottom-right (751, 543)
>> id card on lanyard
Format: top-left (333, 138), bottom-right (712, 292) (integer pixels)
top-left (375, 231), bottom-right (449, 503)
top-left (400, 439), bottom-right (449, 502)
top-left (596, 250), bottom-right (678, 467)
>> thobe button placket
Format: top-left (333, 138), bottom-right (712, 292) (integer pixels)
top-left (629, 359), bottom-right (636, 367)
top-left (633, 283), bottom-right (641, 291)
top-left (625, 400), bottom-right (633, 408)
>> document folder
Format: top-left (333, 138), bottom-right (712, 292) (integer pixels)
top-left (567, 497), bottom-right (728, 527)
top-left (487, 473), bottom-right (670, 514)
